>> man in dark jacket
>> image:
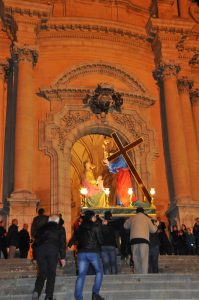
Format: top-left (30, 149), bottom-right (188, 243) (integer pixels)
top-left (74, 210), bottom-right (104, 300)
top-left (19, 224), bottom-right (30, 258)
top-left (32, 215), bottom-right (66, 300)
top-left (7, 219), bottom-right (19, 258)
top-left (31, 208), bottom-right (48, 238)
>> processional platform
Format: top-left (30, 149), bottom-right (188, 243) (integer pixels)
top-left (81, 204), bottom-right (156, 218)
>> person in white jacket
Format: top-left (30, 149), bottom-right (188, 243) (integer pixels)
top-left (124, 207), bottom-right (157, 273)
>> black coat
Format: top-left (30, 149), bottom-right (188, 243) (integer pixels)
top-left (34, 221), bottom-right (66, 259)
top-left (101, 221), bottom-right (117, 247)
top-left (75, 220), bottom-right (103, 253)
top-left (31, 215), bottom-right (49, 238)
top-left (19, 229), bottom-right (30, 250)
top-left (0, 226), bottom-right (7, 249)
top-left (7, 224), bottom-right (19, 247)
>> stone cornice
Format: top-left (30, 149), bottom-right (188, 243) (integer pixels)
top-left (147, 18), bottom-right (194, 38)
top-left (38, 88), bottom-right (155, 108)
top-left (177, 76), bottom-right (193, 94)
top-left (2, 0), bottom-right (51, 18)
top-left (12, 43), bottom-right (38, 66)
top-left (153, 62), bottom-right (180, 80)
top-left (39, 17), bottom-right (148, 42)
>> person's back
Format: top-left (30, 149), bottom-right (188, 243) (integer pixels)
top-left (124, 207), bottom-right (157, 274)
top-left (31, 208), bottom-right (48, 238)
top-left (101, 218), bottom-right (117, 274)
top-left (74, 210), bottom-right (104, 300)
top-left (76, 219), bottom-right (102, 253)
top-left (32, 215), bottom-right (66, 300)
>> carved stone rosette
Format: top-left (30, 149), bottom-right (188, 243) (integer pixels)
top-left (153, 63), bottom-right (180, 80)
top-left (12, 44), bottom-right (38, 66)
top-left (177, 77), bottom-right (193, 94)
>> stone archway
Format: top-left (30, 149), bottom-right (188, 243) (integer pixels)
top-left (39, 108), bottom-right (157, 236)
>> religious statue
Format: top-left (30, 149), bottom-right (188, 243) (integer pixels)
top-left (104, 156), bottom-right (135, 207)
top-left (82, 160), bottom-right (107, 207)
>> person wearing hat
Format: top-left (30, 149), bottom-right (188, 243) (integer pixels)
top-left (124, 207), bottom-right (157, 274)
top-left (74, 210), bottom-right (105, 300)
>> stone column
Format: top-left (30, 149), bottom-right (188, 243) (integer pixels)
top-left (178, 78), bottom-right (199, 203)
top-left (8, 45), bottom-right (39, 227)
top-left (0, 59), bottom-right (8, 207)
top-left (191, 89), bottom-right (199, 149)
top-left (178, 0), bottom-right (189, 18)
top-left (155, 63), bottom-right (191, 205)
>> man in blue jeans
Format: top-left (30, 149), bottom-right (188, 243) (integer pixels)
top-left (74, 210), bottom-right (104, 300)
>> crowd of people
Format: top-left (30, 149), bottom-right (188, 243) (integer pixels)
top-left (1, 209), bottom-right (199, 300)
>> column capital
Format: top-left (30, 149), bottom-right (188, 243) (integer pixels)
top-left (190, 89), bottom-right (199, 104)
top-left (177, 76), bottom-right (193, 94)
top-left (0, 58), bottom-right (9, 80)
top-left (12, 43), bottom-right (38, 66)
top-left (153, 62), bottom-right (180, 81)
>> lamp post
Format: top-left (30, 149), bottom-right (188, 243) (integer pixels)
top-left (150, 187), bottom-right (156, 208)
top-left (103, 188), bottom-right (110, 207)
top-left (80, 187), bottom-right (88, 207)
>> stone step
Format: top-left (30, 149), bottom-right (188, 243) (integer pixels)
top-left (1, 274), bottom-right (199, 299)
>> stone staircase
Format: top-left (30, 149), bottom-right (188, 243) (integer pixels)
top-left (0, 255), bottom-right (199, 299)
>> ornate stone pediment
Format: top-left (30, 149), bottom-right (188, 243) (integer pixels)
top-left (38, 63), bottom-right (156, 108)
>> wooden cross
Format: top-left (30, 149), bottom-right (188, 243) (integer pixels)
top-left (107, 132), bottom-right (152, 203)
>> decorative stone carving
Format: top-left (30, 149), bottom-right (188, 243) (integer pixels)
top-left (83, 83), bottom-right (123, 115)
top-left (190, 54), bottom-right (199, 65)
top-left (190, 89), bottom-right (199, 104)
top-left (153, 63), bottom-right (180, 80)
top-left (38, 63), bottom-right (156, 108)
top-left (0, 58), bottom-right (9, 80)
top-left (177, 77), bottom-right (193, 94)
top-left (50, 111), bottom-right (91, 150)
top-left (12, 44), bottom-right (38, 66)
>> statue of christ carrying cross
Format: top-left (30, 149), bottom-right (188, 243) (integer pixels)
top-left (104, 132), bottom-right (152, 207)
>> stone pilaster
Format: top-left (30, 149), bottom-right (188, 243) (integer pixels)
top-left (8, 45), bottom-right (39, 228)
top-left (154, 63), bottom-right (192, 205)
top-left (0, 59), bottom-right (8, 208)
top-left (177, 77), bottom-right (199, 203)
top-left (191, 89), bottom-right (199, 149)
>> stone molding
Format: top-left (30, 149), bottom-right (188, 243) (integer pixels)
top-left (190, 89), bottom-right (199, 104)
top-left (2, 0), bottom-right (51, 18)
top-left (39, 88), bottom-right (155, 108)
top-left (177, 76), bottom-right (193, 94)
top-left (40, 22), bottom-right (147, 42)
top-left (153, 63), bottom-right (180, 80)
top-left (54, 63), bottom-right (147, 92)
top-left (147, 18), bottom-right (194, 41)
top-left (12, 44), bottom-right (38, 66)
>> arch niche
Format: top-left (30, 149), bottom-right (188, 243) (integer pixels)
top-left (39, 62), bottom-right (157, 235)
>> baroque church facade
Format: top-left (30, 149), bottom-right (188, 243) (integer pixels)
top-left (0, 0), bottom-right (199, 236)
